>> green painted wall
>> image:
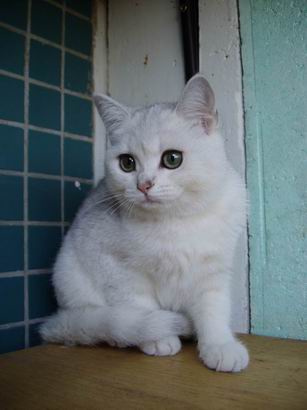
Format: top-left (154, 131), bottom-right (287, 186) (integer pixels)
top-left (239, 0), bottom-right (307, 339)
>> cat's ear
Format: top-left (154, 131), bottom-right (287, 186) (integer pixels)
top-left (176, 74), bottom-right (217, 134)
top-left (93, 94), bottom-right (130, 133)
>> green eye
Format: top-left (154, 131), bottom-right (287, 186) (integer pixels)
top-left (161, 150), bottom-right (183, 169)
top-left (119, 154), bottom-right (136, 172)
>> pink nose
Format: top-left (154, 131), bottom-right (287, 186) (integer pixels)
top-left (137, 180), bottom-right (154, 194)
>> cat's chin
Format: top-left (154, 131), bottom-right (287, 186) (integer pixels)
top-left (139, 198), bottom-right (162, 209)
top-left (141, 196), bottom-right (161, 205)
top-left (134, 196), bottom-right (172, 212)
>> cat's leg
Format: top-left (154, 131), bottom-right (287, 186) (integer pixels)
top-left (40, 305), bottom-right (192, 348)
top-left (189, 277), bottom-right (249, 372)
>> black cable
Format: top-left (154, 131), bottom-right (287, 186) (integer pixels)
top-left (179, 0), bottom-right (199, 82)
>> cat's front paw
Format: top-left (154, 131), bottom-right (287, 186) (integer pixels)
top-left (140, 336), bottom-right (181, 356)
top-left (200, 340), bottom-right (249, 372)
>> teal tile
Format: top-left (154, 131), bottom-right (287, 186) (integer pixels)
top-left (31, 0), bottom-right (62, 44)
top-left (0, 0), bottom-right (28, 30)
top-left (0, 227), bottom-right (24, 272)
top-left (0, 277), bottom-right (24, 325)
top-left (0, 175), bottom-right (23, 220)
top-left (0, 326), bottom-right (25, 354)
top-left (64, 181), bottom-right (91, 221)
top-left (28, 273), bottom-right (57, 319)
top-left (30, 40), bottom-right (61, 86)
top-left (66, 0), bottom-right (92, 18)
top-left (28, 130), bottom-right (60, 175)
top-left (64, 94), bottom-right (92, 136)
top-left (0, 125), bottom-right (24, 171)
top-left (0, 27), bottom-right (25, 74)
top-left (64, 138), bottom-right (92, 179)
top-left (65, 13), bottom-right (92, 55)
top-left (0, 75), bottom-right (24, 122)
top-left (28, 226), bottom-right (62, 269)
top-left (29, 322), bottom-right (43, 347)
top-left (29, 84), bottom-right (60, 130)
top-left (65, 52), bottom-right (92, 94)
top-left (28, 178), bottom-right (61, 222)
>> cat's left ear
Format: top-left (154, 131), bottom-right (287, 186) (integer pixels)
top-left (93, 94), bottom-right (130, 133)
top-left (176, 74), bottom-right (218, 135)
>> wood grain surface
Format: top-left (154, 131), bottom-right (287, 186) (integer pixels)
top-left (0, 335), bottom-right (306, 409)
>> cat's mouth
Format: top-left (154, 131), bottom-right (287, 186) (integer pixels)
top-left (141, 195), bottom-right (161, 205)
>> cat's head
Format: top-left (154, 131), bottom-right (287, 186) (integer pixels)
top-left (94, 75), bottom-right (228, 217)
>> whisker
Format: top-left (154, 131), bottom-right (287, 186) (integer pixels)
top-left (110, 198), bottom-right (131, 216)
top-left (104, 199), bottom-right (123, 215)
top-left (83, 192), bottom-right (124, 213)
top-left (127, 201), bottom-right (135, 218)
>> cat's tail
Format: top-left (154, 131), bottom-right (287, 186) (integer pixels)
top-left (40, 306), bottom-right (192, 347)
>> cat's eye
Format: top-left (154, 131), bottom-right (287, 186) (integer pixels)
top-left (161, 150), bottom-right (183, 169)
top-left (119, 154), bottom-right (136, 172)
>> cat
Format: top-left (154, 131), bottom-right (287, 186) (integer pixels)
top-left (40, 74), bottom-right (249, 372)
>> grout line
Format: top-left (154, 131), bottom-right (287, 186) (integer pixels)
top-left (0, 271), bottom-right (26, 278)
top-left (23, 0), bottom-right (32, 350)
top-left (0, 22), bottom-right (92, 61)
top-left (29, 173), bottom-right (93, 183)
top-left (0, 221), bottom-right (69, 226)
top-left (60, 46), bottom-right (92, 61)
top-left (90, 0), bottom-right (95, 184)
top-left (0, 119), bottom-right (94, 140)
top-left (0, 321), bottom-right (26, 330)
top-left (61, 1), bottom-right (65, 237)
top-left (43, 0), bottom-right (92, 22)
top-left (64, 89), bottom-right (92, 100)
top-left (0, 22), bottom-right (25, 36)
top-left (0, 316), bottom-right (51, 331)
top-left (27, 269), bottom-right (53, 275)
top-left (0, 169), bottom-right (93, 184)
top-left (0, 69), bottom-right (24, 81)
top-left (29, 124), bottom-right (61, 136)
top-left (30, 78), bottom-right (93, 101)
top-left (0, 73), bottom-right (93, 101)
top-left (0, 119), bottom-right (25, 129)
top-left (29, 78), bottom-right (60, 91)
top-left (29, 317), bottom-right (48, 324)
top-left (64, 133), bottom-right (93, 142)
top-left (0, 269), bottom-right (52, 278)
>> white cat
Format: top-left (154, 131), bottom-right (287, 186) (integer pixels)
top-left (40, 74), bottom-right (249, 372)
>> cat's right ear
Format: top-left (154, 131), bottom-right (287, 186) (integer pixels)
top-left (93, 94), bottom-right (130, 133)
top-left (176, 74), bottom-right (217, 135)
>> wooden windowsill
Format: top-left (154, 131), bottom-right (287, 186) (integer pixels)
top-left (0, 334), bottom-right (306, 409)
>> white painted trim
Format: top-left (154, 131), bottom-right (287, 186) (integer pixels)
top-left (93, 0), bottom-right (108, 184)
top-left (199, 0), bottom-right (249, 333)
top-left (107, 0), bottom-right (185, 106)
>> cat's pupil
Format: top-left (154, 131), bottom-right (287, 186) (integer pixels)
top-left (119, 154), bottom-right (135, 172)
top-left (162, 150), bottom-right (183, 169)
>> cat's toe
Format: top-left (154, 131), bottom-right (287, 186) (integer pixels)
top-left (200, 340), bottom-right (249, 372)
top-left (140, 336), bottom-right (182, 356)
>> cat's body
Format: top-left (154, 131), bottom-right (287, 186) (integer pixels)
top-left (41, 75), bottom-right (249, 372)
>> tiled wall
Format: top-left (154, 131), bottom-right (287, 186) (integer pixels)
top-left (0, 0), bottom-right (94, 354)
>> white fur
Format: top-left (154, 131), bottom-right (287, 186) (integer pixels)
top-left (40, 75), bottom-right (249, 372)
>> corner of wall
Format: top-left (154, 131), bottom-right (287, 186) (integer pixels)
top-left (93, 0), bottom-right (108, 184)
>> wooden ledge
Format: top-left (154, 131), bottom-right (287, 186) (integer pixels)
top-left (0, 334), bottom-right (307, 409)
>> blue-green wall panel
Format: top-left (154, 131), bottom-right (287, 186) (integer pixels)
top-left (0, 0), bottom-right (94, 354)
top-left (240, 0), bottom-right (307, 339)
